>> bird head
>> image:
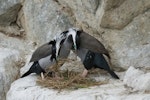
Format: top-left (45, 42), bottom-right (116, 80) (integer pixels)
top-left (54, 33), bottom-right (66, 58)
top-left (48, 40), bottom-right (56, 45)
top-left (55, 28), bottom-right (78, 56)
top-left (67, 28), bottom-right (77, 50)
top-left (60, 28), bottom-right (78, 50)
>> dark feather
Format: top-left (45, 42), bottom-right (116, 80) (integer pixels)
top-left (50, 40), bottom-right (57, 61)
top-left (107, 70), bottom-right (119, 79)
top-left (82, 50), bottom-right (119, 79)
top-left (93, 53), bottom-right (119, 79)
top-left (30, 42), bottom-right (52, 62)
top-left (77, 30), bottom-right (110, 59)
top-left (21, 70), bottom-right (32, 78)
top-left (21, 61), bottom-right (45, 78)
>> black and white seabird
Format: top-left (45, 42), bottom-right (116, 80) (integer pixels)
top-left (21, 40), bottom-right (57, 78)
top-left (75, 48), bottom-right (119, 79)
top-left (21, 31), bottom-right (75, 78)
top-left (61, 28), bottom-right (110, 59)
top-left (59, 28), bottom-right (119, 79)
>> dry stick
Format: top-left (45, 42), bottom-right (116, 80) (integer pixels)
top-left (44, 58), bottom-right (75, 78)
top-left (37, 57), bottom-right (109, 89)
top-left (64, 75), bottom-right (80, 87)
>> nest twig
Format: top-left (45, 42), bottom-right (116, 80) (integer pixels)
top-left (37, 70), bottom-right (108, 90)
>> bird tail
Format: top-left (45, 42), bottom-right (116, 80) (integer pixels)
top-left (20, 62), bottom-right (45, 78)
top-left (21, 70), bottom-right (32, 78)
top-left (20, 62), bottom-right (37, 78)
top-left (107, 70), bottom-right (119, 79)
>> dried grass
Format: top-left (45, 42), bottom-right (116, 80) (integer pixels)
top-left (37, 58), bottom-right (108, 90)
top-left (37, 70), bottom-right (108, 90)
top-left (46, 58), bottom-right (78, 72)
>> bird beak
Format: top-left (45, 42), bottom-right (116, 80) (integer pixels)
top-left (60, 28), bottom-right (78, 50)
top-left (68, 28), bottom-right (77, 50)
top-left (55, 33), bottom-right (67, 58)
top-left (55, 42), bottom-right (60, 58)
top-left (72, 34), bottom-right (77, 50)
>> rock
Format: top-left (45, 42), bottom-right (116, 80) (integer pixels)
top-left (0, 48), bottom-right (21, 100)
top-left (104, 0), bottom-right (125, 11)
top-left (81, 0), bottom-right (99, 14)
top-left (101, 0), bottom-right (150, 29)
top-left (123, 66), bottom-right (150, 92)
top-left (0, 3), bottom-right (22, 26)
top-left (0, 25), bottom-right (21, 36)
top-left (102, 10), bottom-right (150, 70)
top-left (7, 75), bottom-right (150, 100)
top-left (57, 0), bottom-right (104, 32)
top-left (23, 0), bottom-right (72, 45)
top-left (0, 0), bottom-right (21, 15)
top-left (0, 3), bottom-right (23, 36)
top-left (0, 33), bottom-right (33, 54)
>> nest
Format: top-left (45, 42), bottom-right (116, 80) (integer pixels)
top-left (37, 58), bottom-right (108, 90)
top-left (37, 70), bottom-right (107, 90)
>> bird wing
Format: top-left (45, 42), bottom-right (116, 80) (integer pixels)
top-left (78, 31), bottom-right (110, 59)
top-left (30, 43), bottom-right (52, 62)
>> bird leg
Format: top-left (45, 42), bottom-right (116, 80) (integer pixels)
top-left (81, 69), bottom-right (88, 78)
top-left (41, 72), bottom-right (45, 80)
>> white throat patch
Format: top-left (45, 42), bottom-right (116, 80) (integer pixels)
top-left (67, 28), bottom-right (77, 50)
top-left (54, 34), bottom-right (65, 58)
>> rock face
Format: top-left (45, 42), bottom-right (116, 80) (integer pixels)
top-left (101, 0), bottom-right (150, 29)
top-left (57, 0), bottom-right (104, 32)
top-left (0, 0), bottom-right (21, 14)
top-left (124, 66), bottom-right (150, 92)
top-left (0, 0), bottom-right (149, 99)
top-left (0, 48), bottom-right (21, 100)
top-left (0, 1), bottom-right (23, 36)
top-left (23, 0), bottom-right (72, 45)
top-left (102, 10), bottom-right (150, 70)
top-left (6, 75), bottom-right (150, 100)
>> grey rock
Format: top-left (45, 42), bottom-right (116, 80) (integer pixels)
top-left (101, 0), bottom-right (150, 29)
top-left (0, 3), bottom-right (23, 36)
top-left (0, 3), bottom-right (22, 26)
top-left (0, 33), bottom-right (33, 54)
top-left (7, 73), bottom-right (150, 100)
top-left (0, 48), bottom-right (21, 100)
top-left (104, 0), bottom-right (125, 11)
top-left (57, 0), bottom-right (104, 31)
top-left (124, 66), bottom-right (150, 92)
top-left (102, 10), bottom-right (150, 70)
top-left (23, 0), bottom-right (72, 45)
top-left (81, 0), bottom-right (99, 14)
top-left (0, 0), bottom-right (21, 15)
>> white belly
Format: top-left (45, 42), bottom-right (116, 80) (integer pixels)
top-left (38, 55), bottom-right (56, 70)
